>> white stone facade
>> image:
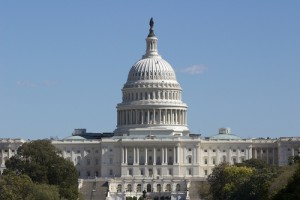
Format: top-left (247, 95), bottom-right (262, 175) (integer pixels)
top-left (0, 138), bottom-right (26, 174)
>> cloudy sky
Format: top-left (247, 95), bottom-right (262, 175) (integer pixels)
top-left (1, 1), bottom-right (299, 139)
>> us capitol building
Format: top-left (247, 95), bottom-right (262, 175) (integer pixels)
top-left (1, 19), bottom-right (300, 200)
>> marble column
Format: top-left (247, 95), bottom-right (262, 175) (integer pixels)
top-left (153, 147), bottom-right (156, 165)
top-left (162, 148), bottom-right (165, 165)
top-left (133, 147), bottom-right (136, 164)
top-left (125, 147), bottom-right (128, 164)
top-left (145, 147), bottom-right (148, 165)
top-left (122, 147), bottom-right (124, 164)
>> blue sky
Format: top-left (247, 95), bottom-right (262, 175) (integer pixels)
top-left (0, 1), bottom-right (299, 139)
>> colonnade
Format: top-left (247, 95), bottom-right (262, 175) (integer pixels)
top-left (117, 109), bottom-right (187, 126)
top-left (123, 90), bottom-right (182, 102)
top-left (121, 146), bottom-right (179, 165)
top-left (253, 148), bottom-right (277, 165)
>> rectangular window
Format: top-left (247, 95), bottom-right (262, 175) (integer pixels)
top-left (204, 149), bottom-right (207, 152)
top-left (169, 169), bottom-right (173, 175)
top-left (129, 169), bottom-right (133, 175)
top-left (233, 149), bottom-right (236, 152)
top-left (109, 169), bottom-right (113, 176)
top-left (140, 169), bottom-right (144, 175)
top-left (212, 158), bottom-right (215, 165)
top-left (213, 149), bottom-right (216, 152)
top-left (157, 169), bottom-right (161, 175)
top-left (95, 159), bottom-right (99, 165)
top-left (204, 158), bottom-right (208, 164)
top-left (188, 169), bottom-right (192, 175)
top-left (204, 170), bottom-right (208, 176)
top-left (241, 149), bottom-right (245, 153)
top-left (87, 159), bottom-right (90, 165)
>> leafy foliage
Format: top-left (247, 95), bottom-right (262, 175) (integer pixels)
top-left (5, 140), bottom-right (78, 199)
top-left (0, 171), bottom-right (33, 200)
top-left (26, 183), bottom-right (60, 200)
top-left (208, 159), bottom-right (276, 200)
top-left (272, 160), bottom-right (300, 200)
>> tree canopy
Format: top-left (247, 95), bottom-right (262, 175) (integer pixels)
top-left (208, 159), bottom-right (276, 200)
top-left (0, 171), bottom-right (60, 200)
top-left (272, 159), bottom-right (300, 200)
top-left (4, 140), bottom-right (78, 200)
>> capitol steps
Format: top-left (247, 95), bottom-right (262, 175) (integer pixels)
top-left (79, 179), bottom-right (108, 200)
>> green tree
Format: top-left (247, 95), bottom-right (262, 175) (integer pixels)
top-left (272, 161), bottom-right (300, 200)
top-left (208, 163), bottom-right (254, 200)
top-left (0, 171), bottom-right (33, 200)
top-left (26, 184), bottom-right (60, 200)
top-left (5, 140), bottom-right (78, 199)
top-left (208, 161), bottom-right (275, 200)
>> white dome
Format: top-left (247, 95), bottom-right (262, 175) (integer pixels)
top-left (114, 19), bottom-right (189, 136)
top-left (127, 57), bottom-right (176, 82)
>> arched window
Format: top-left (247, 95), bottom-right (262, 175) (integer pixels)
top-left (137, 184), bottom-right (142, 192)
top-left (176, 184), bottom-right (181, 191)
top-left (127, 184), bottom-right (132, 192)
top-left (117, 184), bottom-right (122, 193)
top-left (157, 184), bottom-right (161, 192)
top-left (166, 184), bottom-right (171, 192)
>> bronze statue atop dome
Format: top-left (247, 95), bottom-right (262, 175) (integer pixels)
top-left (148, 17), bottom-right (155, 37)
top-left (150, 17), bottom-right (154, 29)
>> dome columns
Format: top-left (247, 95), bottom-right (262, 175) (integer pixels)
top-left (117, 108), bottom-right (188, 127)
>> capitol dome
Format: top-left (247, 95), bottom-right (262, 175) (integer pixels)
top-left (114, 18), bottom-right (189, 136)
top-left (127, 57), bottom-right (177, 82)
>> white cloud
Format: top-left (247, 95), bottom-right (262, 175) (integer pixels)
top-left (182, 65), bottom-right (207, 75)
top-left (16, 80), bottom-right (37, 88)
top-left (16, 80), bottom-right (59, 88)
top-left (43, 80), bottom-right (59, 87)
